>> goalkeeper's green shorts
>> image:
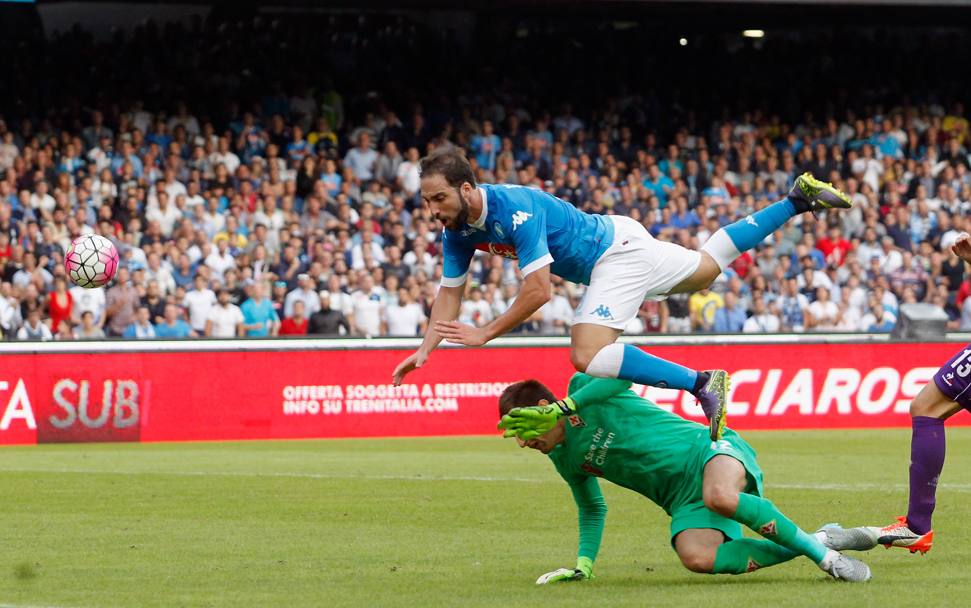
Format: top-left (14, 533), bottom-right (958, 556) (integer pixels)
top-left (668, 431), bottom-right (764, 546)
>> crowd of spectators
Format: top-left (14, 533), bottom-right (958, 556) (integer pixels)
top-left (2, 16), bottom-right (971, 340)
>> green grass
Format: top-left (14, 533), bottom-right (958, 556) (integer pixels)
top-left (1, 429), bottom-right (970, 607)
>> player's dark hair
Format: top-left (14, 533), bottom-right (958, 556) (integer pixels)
top-left (498, 380), bottom-right (556, 417)
top-left (418, 148), bottom-right (476, 189)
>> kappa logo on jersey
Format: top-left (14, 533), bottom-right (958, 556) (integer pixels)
top-left (567, 414), bottom-right (586, 428)
top-left (592, 304), bottom-right (613, 320)
top-left (474, 242), bottom-right (518, 259)
top-left (759, 520), bottom-right (778, 536)
top-left (510, 210), bottom-right (532, 230)
top-left (746, 215), bottom-right (758, 227)
top-left (493, 221), bottom-right (505, 238)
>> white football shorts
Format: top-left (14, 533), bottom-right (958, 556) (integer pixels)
top-left (574, 215), bottom-right (701, 330)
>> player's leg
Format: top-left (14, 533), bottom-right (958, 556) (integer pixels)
top-left (822, 356), bottom-right (966, 554)
top-left (671, 468), bottom-right (799, 575)
top-left (703, 454), bottom-right (870, 581)
top-left (571, 323), bottom-right (697, 393)
top-left (571, 323), bottom-right (727, 440)
top-left (670, 173), bottom-right (851, 293)
top-left (703, 455), bottom-right (826, 564)
top-left (570, 227), bottom-right (708, 397)
top-left (571, 226), bottom-right (729, 439)
top-left (903, 381), bottom-right (960, 536)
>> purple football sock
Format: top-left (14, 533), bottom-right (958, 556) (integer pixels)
top-left (906, 416), bottom-right (946, 535)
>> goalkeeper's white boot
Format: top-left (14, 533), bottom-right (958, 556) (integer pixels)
top-left (814, 523), bottom-right (878, 552)
top-left (818, 550), bottom-right (872, 582)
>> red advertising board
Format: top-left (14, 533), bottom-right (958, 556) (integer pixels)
top-left (0, 341), bottom-right (968, 446)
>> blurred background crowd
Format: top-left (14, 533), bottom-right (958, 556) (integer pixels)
top-left (2, 11), bottom-right (971, 339)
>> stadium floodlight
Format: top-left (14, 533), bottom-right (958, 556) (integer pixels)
top-left (742, 29), bottom-right (765, 38)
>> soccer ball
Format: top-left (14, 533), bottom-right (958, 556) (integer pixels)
top-left (65, 234), bottom-right (119, 289)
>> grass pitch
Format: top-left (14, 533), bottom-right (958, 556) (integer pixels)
top-left (2, 429), bottom-right (971, 607)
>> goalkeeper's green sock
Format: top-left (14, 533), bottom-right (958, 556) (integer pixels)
top-left (712, 538), bottom-right (798, 574)
top-left (732, 493), bottom-right (828, 564)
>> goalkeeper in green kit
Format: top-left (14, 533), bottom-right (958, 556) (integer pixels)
top-left (497, 373), bottom-right (871, 584)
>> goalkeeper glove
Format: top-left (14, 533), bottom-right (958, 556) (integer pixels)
top-left (535, 557), bottom-right (594, 585)
top-left (497, 397), bottom-right (577, 440)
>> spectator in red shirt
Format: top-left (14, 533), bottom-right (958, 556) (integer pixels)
top-left (280, 300), bottom-right (309, 336)
top-left (817, 226), bottom-right (853, 267)
top-left (48, 276), bottom-right (73, 333)
top-left (0, 233), bottom-right (11, 266)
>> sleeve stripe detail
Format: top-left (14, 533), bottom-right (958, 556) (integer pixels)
top-left (520, 253), bottom-right (554, 277)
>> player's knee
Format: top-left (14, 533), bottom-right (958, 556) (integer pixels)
top-left (703, 485), bottom-right (740, 518)
top-left (909, 382), bottom-right (949, 418)
top-left (910, 398), bottom-right (932, 417)
top-left (570, 349), bottom-right (592, 373)
top-left (678, 548), bottom-right (715, 573)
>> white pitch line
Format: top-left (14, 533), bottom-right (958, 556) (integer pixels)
top-left (3, 467), bottom-right (971, 493)
top-left (0, 467), bottom-right (544, 484)
top-left (0, 603), bottom-right (76, 608)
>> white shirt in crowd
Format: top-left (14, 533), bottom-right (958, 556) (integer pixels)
top-left (743, 313), bottom-right (781, 333)
top-left (147, 204), bottom-right (183, 237)
top-left (70, 285), bottom-right (106, 324)
top-left (205, 250), bottom-right (236, 282)
top-left (18, 321), bottom-right (53, 341)
top-left (396, 160), bottom-right (421, 195)
top-left (351, 290), bottom-right (384, 337)
top-left (460, 298), bottom-right (494, 326)
top-left (183, 288), bottom-right (217, 331)
top-left (538, 293), bottom-right (573, 334)
top-left (284, 288), bottom-right (322, 318)
top-left (384, 302), bottom-right (426, 337)
top-left (145, 266), bottom-right (177, 297)
top-left (206, 303), bottom-right (244, 338)
top-left (808, 300), bottom-right (839, 330)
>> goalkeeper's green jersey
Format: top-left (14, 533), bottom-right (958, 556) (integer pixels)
top-left (545, 373), bottom-right (759, 561)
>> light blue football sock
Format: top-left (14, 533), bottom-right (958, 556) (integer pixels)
top-left (703, 198), bottom-right (797, 270)
top-left (723, 198), bottom-right (796, 252)
top-left (617, 344), bottom-right (698, 391)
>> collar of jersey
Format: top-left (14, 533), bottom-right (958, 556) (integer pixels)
top-left (467, 186), bottom-right (488, 230)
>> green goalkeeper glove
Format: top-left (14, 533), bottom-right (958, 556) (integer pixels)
top-left (535, 557), bottom-right (594, 585)
top-left (497, 397), bottom-right (577, 440)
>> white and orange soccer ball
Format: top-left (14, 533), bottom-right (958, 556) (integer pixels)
top-left (65, 234), bottom-right (119, 289)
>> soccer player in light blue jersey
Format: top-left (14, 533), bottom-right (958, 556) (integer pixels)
top-left (391, 149), bottom-right (852, 439)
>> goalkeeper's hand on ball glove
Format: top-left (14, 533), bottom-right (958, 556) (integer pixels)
top-left (535, 557), bottom-right (594, 585)
top-left (497, 397), bottom-right (577, 440)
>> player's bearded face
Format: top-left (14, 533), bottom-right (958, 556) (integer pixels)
top-left (449, 187), bottom-right (471, 230)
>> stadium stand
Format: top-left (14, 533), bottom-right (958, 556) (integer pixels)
top-left (1, 15), bottom-right (970, 339)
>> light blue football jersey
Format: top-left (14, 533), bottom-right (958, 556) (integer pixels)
top-left (440, 184), bottom-right (614, 286)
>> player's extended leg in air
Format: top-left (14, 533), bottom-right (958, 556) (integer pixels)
top-left (572, 174), bottom-right (852, 440)
top-left (817, 349), bottom-right (971, 555)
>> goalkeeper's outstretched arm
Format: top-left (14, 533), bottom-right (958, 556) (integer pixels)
top-left (536, 475), bottom-right (606, 584)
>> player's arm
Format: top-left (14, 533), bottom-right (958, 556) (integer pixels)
top-left (392, 283), bottom-right (464, 385)
top-left (536, 475), bottom-right (605, 584)
top-left (481, 264), bottom-right (551, 340)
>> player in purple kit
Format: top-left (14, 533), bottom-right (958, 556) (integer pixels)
top-left (817, 234), bottom-right (971, 555)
